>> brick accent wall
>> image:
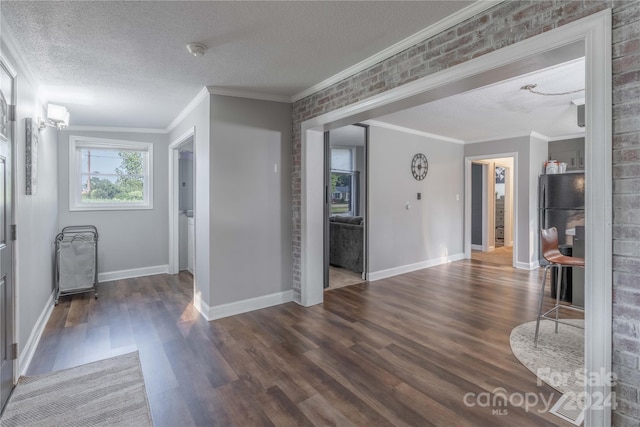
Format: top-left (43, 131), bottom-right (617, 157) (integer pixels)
top-left (291, 1), bottom-right (639, 424)
top-left (612, 2), bottom-right (640, 426)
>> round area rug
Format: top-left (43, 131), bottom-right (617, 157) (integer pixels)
top-left (510, 319), bottom-right (584, 397)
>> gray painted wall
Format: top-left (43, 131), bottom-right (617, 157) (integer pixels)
top-left (368, 126), bottom-right (464, 273)
top-left (528, 134), bottom-right (549, 264)
top-left (2, 46), bottom-right (59, 358)
top-left (57, 130), bottom-right (169, 273)
top-left (464, 135), bottom-right (547, 267)
top-left (168, 96), bottom-right (211, 306)
top-left (471, 163), bottom-right (483, 246)
top-left (209, 95), bottom-right (292, 305)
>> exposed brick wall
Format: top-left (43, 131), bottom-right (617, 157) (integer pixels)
top-left (612, 2), bottom-right (640, 426)
top-left (292, 1), bottom-right (638, 424)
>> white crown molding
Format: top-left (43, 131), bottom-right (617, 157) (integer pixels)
top-left (165, 86), bottom-right (211, 133)
top-left (292, 0), bottom-right (501, 102)
top-left (465, 132), bottom-right (534, 145)
top-left (548, 131), bottom-right (585, 141)
top-left (65, 125), bottom-right (167, 134)
top-left (365, 120), bottom-right (465, 144)
top-left (530, 131), bottom-right (551, 141)
top-left (0, 18), bottom-right (38, 89)
top-left (207, 86), bottom-right (291, 104)
top-left (165, 86), bottom-right (291, 135)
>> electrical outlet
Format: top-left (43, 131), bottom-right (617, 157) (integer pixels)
top-left (417, 192), bottom-right (421, 200)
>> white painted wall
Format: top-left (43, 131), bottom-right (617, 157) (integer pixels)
top-left (464, 135), bottom-right (547, 268)
top-left (209, 95), bottom-right (292, 306)
top-left (1, 45), bottom-right (58, 363)
top-left (368, 125), bottom-right (464, 275)
top-left (57, 130), bottom-right (170, 275)
top-left (168, 96), bottom-right (210, 309)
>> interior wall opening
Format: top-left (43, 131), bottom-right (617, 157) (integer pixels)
top-left (168, 128), bottom-right (196, 298)
top-left (300, 14), bottom-right (611, 424)
top-left (470, 157), bottom-right (516, 267)
top-left (324, 124), bottom-right (368, 290)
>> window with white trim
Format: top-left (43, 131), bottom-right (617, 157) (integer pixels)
top-left (69, 136), bottom-right (153, 211)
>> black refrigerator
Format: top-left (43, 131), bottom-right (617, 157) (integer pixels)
top-left (538, 172), bottom-right (585, 302)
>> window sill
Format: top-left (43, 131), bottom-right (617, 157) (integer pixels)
top-left (69, 203), bottom-right (154, 212)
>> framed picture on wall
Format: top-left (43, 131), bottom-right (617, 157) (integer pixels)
top-left (26, 118), bottom-right (38, 195)
top-left (0, 90), bottom-right (7, 141)
top-left (495, 166), bottom-right (505, 184)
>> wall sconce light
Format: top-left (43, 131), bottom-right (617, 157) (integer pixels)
top-left (38, 104), bottom-right (70, 131)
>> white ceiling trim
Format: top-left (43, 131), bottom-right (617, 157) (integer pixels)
top-left (165, 85), bottom-right (292, 134)
top-left (65, 125), bottom-right (167, 134)
top-left (208, 87), bottom-right (291, 104)
top-left (165, 86), bottom-right (210, 133)
top-left (365, 120), bottom-right (465, 144)
top-left (465, 131), bottom-right (542, 145)
top-left (548, 131), bottom-right (585, 141)
top-left (530, 131), bottom-right (551, 141)
top-left (0, 18), bottom-right (39, 98)
top-left (291, 0), bottom-right (501, 102)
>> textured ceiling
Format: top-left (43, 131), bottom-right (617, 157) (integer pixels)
top-left (1, 1), bottom-right (473, 129)
top-left (375, 57), bottom-right (586, 142)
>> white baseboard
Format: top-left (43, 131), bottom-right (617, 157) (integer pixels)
top-left (193, 292), bottom-right (211, 320)
top-left (195, 289), bottom-right (294, 321)
top-left (471, 244), bottom-right (483, 251)
top-left (516, 260), bottom-right (540, 270)
top-left (368, 253), bottom-right (465, 281)
top-left (19, 291), bottom-right (55, 376)
top-left (98, 265), bottom-right (169, 283)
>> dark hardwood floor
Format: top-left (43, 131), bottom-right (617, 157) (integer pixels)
top-left (28, 260), bottom-right (579, 426)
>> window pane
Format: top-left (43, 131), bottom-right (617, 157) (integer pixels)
top-left (331, 148), bottom-right (352, 172)
top-left (79, 148), bottom-right (146, 203)
top-left (330, 172), bottom-right (353, 215)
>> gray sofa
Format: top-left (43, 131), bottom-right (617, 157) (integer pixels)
top-left (329, 216), bottom-right (363, 273)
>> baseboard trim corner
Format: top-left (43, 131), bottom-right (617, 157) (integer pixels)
top-left (19, 290), bottom-right (55, 376)
top-left (98, 265), bottom-right (169, 283)
top-left (193, 292), bottom-right (212, 321)
top-left (201, 290), bottom-right (294, 321)
top-left (516, 261), bottom-right (540, 270)
top-left (368, 253), bottom-right (465, 281)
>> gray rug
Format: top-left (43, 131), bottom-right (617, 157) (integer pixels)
top-left (1, 352), bottom-right (152, 427)
top-left (510, 319), bottom-right (584, 397)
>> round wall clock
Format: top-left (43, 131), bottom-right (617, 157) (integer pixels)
top-left (411, 153), bottom-right (428, 180)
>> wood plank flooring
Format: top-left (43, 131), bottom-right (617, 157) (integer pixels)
top-left (28, 260), bottom-right (579, 426)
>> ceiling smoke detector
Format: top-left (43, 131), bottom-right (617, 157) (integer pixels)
top-left (186, 43), bottom-right (207, 57)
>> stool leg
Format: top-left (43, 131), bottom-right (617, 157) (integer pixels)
top-left (534, 265), bottom-right (550, 347)
top-left (555, 264), bottom-right (562, 334)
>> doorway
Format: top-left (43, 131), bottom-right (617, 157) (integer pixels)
top-left (178, 141), bottom-right (194, 275)
top-left (324, 124), bottom-right (368, 290)
top-left (168, 128), bottom-right (196, 280)
top-left (470, 157), bottom-right (515, 267)
top-left (0, 60), bottom-right (15, 410)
